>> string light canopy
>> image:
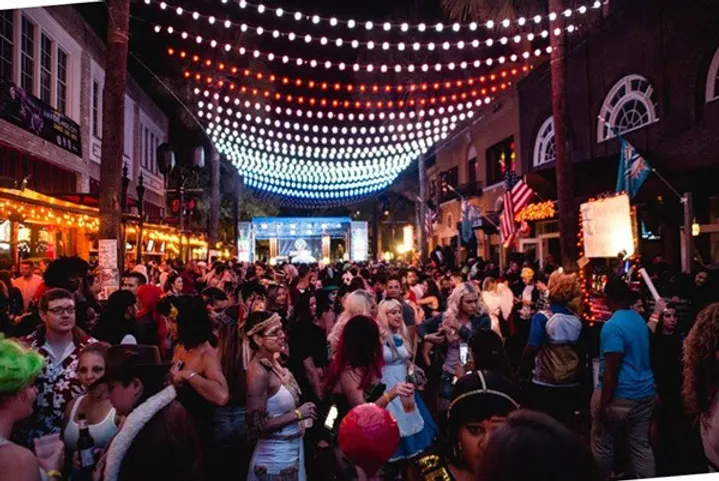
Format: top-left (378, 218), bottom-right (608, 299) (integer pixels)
top-left (151, 0), bottom-right (598, 206)
top-left (146, 0), bottom-right (601, 34)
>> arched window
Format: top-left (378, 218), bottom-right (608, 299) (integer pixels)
top-left (597, 74), bottom-right (659, 142)
top-left (533, 116), bottom-right (556, 167)
top-left (706, 46), bottom-right (719, 103)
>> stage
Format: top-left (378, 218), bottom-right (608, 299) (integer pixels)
top-left (238, 217), bottom-right (368, 263)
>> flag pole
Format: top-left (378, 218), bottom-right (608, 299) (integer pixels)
top-left (597, 116), bottom-right (693, 272)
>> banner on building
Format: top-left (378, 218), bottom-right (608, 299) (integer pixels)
top-left (0, 0), bottom-right (100, 10)
top-left (0, 79), bottom-right (82, 156)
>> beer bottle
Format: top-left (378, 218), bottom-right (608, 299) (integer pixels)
top-left (77, 413), bottom-right (96, 479)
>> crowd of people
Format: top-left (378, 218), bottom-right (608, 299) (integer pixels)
top-left (0, 253), bottom-right (718, 481)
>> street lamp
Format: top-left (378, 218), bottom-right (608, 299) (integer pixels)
top-left (157, 143), bottom-right (206, 260)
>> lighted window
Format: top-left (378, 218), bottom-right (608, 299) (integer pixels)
top-left (533, 117), bottom-right (556, 167)
top-left (706, 46), bottom-right (719, 103)
top-left (486, 136), bottom-right (515, 185)
top-left (597, 74), bottom-right (658, 142)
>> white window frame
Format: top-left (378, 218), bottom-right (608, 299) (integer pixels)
top-left (39, 32), bottom-right (52, 104)
top-left (0, 10), bottom-right (13, 81)
top-left (5, 9), bottom-right (81, 121)
top-left (706, 46), bottom-right (719, 103)
top-left (597, 74), bottom-right (659, 143)
top-left (533, 116), bottom-right (556, 168)
top-left (139, 110), bottom-right (166, 177)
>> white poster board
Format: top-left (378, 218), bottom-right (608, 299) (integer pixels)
top-left (580, 194), bottom-right (635, 259)
top-left (97, 239), bottom-right (120, 301)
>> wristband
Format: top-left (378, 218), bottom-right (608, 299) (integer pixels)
top-left (47, 470), bottom-right (62, 479)
top-left (294, 409), bottom-right (302, 421)
top-left (383, 392), bottom-right (392, 404)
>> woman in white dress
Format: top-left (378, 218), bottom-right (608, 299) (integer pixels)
top-left (377, 300), bottom-right (437, 469)
top-left (244, 311), bottom-right (317, 481)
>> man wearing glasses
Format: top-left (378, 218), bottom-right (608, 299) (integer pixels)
top-left (16, 288), bottom-right (97, 448)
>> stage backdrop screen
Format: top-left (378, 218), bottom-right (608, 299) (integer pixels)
top-left (280, 238), bottom-right (322, 263)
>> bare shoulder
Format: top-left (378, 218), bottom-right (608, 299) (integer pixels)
top-left (0, 444), bottom-right (41, 481)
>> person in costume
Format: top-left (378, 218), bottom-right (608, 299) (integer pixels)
top-left (244, 311), bottom-right (317, 481)
top-left (96, 344), bottom-right (203, 481)
top-left (376, 299), bottom-right (437, 477)
top-left (413, 370), bottom-right (520, 481)
top-left (0, 335), bottom-right (64, 481)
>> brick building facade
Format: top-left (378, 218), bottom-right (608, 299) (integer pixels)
top-left (0, 6), bottom-right (168, 215)
top-left (517, 0), bottom-right (719, 265)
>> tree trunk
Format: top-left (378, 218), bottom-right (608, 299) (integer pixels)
top-left (548, 0), bottom-right (578, 270)
top-left (208, 145), bottom-right (221, 250)
top-left (98, 0), bottom-right (130, 272)
top-left (418, 153), bottom-right (427, 262)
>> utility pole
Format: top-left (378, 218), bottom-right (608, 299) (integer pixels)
top-left (418, 153), bottom-right (427, 262)
top-left (98, 0), bottom-right (130, 294)
top-left (208, 145), bottom-right (221, 252)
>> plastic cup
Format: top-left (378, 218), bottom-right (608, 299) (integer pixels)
top-left (303, 418), bottom-right (314, 429)
top-left (400, 394), bottom-right (415, 413)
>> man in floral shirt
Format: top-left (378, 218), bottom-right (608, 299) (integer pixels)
top-left (14, 288), bottom-right (96, 447)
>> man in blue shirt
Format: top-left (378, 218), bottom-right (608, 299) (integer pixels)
top-left (592, 278), bottom-right (655, 479)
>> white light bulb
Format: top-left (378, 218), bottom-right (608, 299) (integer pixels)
top-left (486, 20), bottom-right (494, 28)
top-left (534, 14), bottom-right (542, 23)
top-left (472, 39), bottom-right (480, 47)
top-left (413, 42), bottom-right (420, 50)
top-left (428, 42), bottom-right (435, 50)
top-left (294, 12), bottom-right (302, 20)
top-left (257, 4), bottom-right (265, 13)
top-left (435, 23), bottom-right (444, 31)
top-left (272, 30), bottom-right (280, 37)
top-left (348, 19), bottom-right (356, 28)
top-left (154, 25), bottom-right (161, 33)
top-left (225, 44), bottom-right (231, 51)
top-left (276, 8), bottom-right (283, 16)
top-left (367, 41), bottom-right (374, 49)
top-left (365, 21), bottom-right (373, 30)
top-left (401, 23), bottom-right (409, 31)
top-left (239, 0), bottom-right (247, 8)
top-left (241, 24), bottom-right (248, 32)
top-left (452, 23), bottom-right (460, 31)
top-left (304, 34), bottom-right (312, 43)
top-left (312, 15), bottom-right (320, 24)
top-left (339, 62), bottom-right (346, 70)
top-left (210, 39), bottom-right (217, 47)
top-left (288, 32), bottom-right (296, 41)
top-left (442, 41), bottom-right (450, 50)
top-left (159, 2), bottom-right (166, 9)
top-left (330, 17), bottom-right (338, 26)
top-left (325, 60), bottom-right (331, 68)
top-left (383, 22), bottom-right (391, 31)
top-left (256, 26), bottom-right (263, 34)
top-left (579, 6), bottom-right (587, 14)
top-left (397, 42), bottom-right (405, 50)
top-left (282, 55), bottom-right (289, 62)
top-left (549, 12), bottom-right (557, 21)
top-left (320, 37), bottom-right (328, 44)
top-left (366, 64), bottom-right (374, 72)
top-left (195, 35), bottom-right (202, 43)
top-left (382, 42), bottom-right (389, 50)
top-left (310, 59), bottom-right (317, 67)
top-left (176, 7), bottom-right (183, 15)
top-left (418, 23), bottom-right (426, 31)
top-left (554, 27), bottom-right (561, 35)
top-left (567, 24), bottom-right (576, 33)
top-left (514, 35), bottom-right (521, 43)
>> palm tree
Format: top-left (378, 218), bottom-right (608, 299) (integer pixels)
top-left (98, 0), bottom-right (130, 270)
top-left (441, 0), bottom-right (578, 269)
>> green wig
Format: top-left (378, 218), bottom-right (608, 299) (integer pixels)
top-left (0, 335), bottom-right (45, 394)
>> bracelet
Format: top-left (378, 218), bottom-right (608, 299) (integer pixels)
top-left (46, 470), bottom-right (62, 479)
top-left (186, 371), bottom-right (198, 381)
top-left (383, 392), bottom-right (392, 404)
top-left (294, 409), bottom-right (302, 421)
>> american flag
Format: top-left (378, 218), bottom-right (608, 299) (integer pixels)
top-left (425, 208), bottom-right (438, 236)
top-left (500, 171), bottom-right (533, 247)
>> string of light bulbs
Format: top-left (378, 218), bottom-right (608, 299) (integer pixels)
top-left (147, 0), bottom-right (601, 34)
top-left (155, 23), bottom-right (564, 74)
top-left (169, 48), bottom-right (531, 93)
top-left (153, 0), bottom-right (578, 54)
top-left (197, 86), bottom-right (486, 123)
top-left (186, 68), bottom-right (511, 110)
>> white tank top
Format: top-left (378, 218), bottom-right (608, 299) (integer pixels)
top-left (63, 395), bottom-right (119, 451)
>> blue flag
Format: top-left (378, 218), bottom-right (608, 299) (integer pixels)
top-left (615, 135), bottom-right (650, 199)
top-left (461, 199), bottom-right (474, 243)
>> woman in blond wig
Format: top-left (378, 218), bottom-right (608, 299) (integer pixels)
top-left (418, 283), bottom-right (492, 411)
top-left (376, 300), bottom-right (437, 467)
top-left (327, 290), bottom-right (377, 354)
